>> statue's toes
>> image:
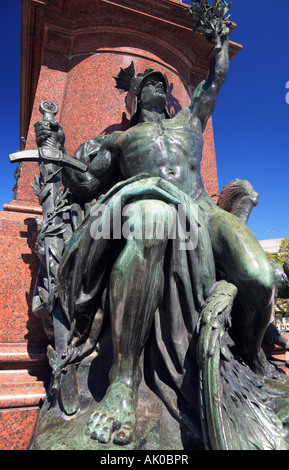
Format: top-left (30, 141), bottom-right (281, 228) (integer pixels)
top-left (86, 413), bottom-right (115, 444)
top-left (97, 417), bottom-right (114, 444)
top-left (113, 419), bottom-right (135, 445)
top-left (86, 411), bottom-right (100, 436)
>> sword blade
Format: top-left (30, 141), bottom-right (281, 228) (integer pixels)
top-left (9, 149), bottom-right (39, 163)
top-left (9, 148), bottom-right (87, 172)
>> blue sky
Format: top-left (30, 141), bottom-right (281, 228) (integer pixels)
top-left (0, 0), bottom-right (288, 241)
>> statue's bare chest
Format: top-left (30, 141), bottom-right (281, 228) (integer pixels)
top-left (117, 120), bottom-right (203, 170)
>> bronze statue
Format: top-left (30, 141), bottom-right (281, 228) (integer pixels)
top-left (11, 1), bottom-right (289, 450)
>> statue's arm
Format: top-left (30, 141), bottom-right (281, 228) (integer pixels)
top-left (189, 36), bottom-right (229, 131)
top-left (61, 133), bottom-right (121, 201)
top-left (34, 118), bottom-right (121, 201)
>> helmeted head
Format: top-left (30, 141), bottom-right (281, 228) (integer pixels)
top-left (114, 61), bottom-right (170, 126)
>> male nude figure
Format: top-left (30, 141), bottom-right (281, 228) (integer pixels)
top-left (35, 31), bottom-right (275, 445)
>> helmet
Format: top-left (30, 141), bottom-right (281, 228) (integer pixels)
top-left (114, 61), bottom-right (171, 126)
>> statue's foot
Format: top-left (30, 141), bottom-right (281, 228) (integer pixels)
top-left (86, 381), bottom-right (136, 445)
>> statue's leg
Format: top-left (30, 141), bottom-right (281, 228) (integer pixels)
top-left (86, 200), bottom-right (175, 444)
top-left (207, 209), bottom-right (275, 375)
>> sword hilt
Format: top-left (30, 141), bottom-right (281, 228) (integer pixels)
top-left (9, 99), bottom-right (87, 171)
top-left (39, 100), bottom-right (59, 148)
top-left (39, 100), bottom-right (58, 122)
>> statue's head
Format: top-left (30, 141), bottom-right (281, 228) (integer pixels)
top-left (114, 61), bottom-right (170, 126)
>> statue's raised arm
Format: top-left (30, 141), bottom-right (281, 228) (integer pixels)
top-left (188, 0), bottom-right (231, 130)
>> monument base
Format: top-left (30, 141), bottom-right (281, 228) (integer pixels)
top-left (0, 206), bottom-right (50, 450)
top-left (30, 350), bottom-right (202, 451)
top-left (30, 393), bottom-right (193, 451)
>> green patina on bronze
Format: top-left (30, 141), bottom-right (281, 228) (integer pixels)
top-left (16, 1), bottom-right (289, 450)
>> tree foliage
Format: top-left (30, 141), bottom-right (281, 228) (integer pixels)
top-left (267, 238), bottom-right (289, 317)
top-left (267, 238), bottom-right (289, 264)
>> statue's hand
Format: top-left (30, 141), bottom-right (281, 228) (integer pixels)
top-left (210, 24), bottom-right (229, 42)
top-left (208, 29), bottom-right (229, 55)
top-left (189, 1), bottom-right (231, 53)
top-left (34, 121), bottom-right (87, 171)
top-left (34, 120), bottom-right (66, 150)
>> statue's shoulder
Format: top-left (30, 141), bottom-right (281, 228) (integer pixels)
top-left (168, 107), bottom-right (191, 125)
top-left (74, 132), bottom-right (122, 162)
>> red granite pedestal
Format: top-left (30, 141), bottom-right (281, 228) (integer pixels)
top-left (0, 209), bottom-right (50, 449)
top-left (0, 0), bottom-right (241, 449)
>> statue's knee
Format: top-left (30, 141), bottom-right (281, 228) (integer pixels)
top-left (123, 200), bottom-right (174, 248)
